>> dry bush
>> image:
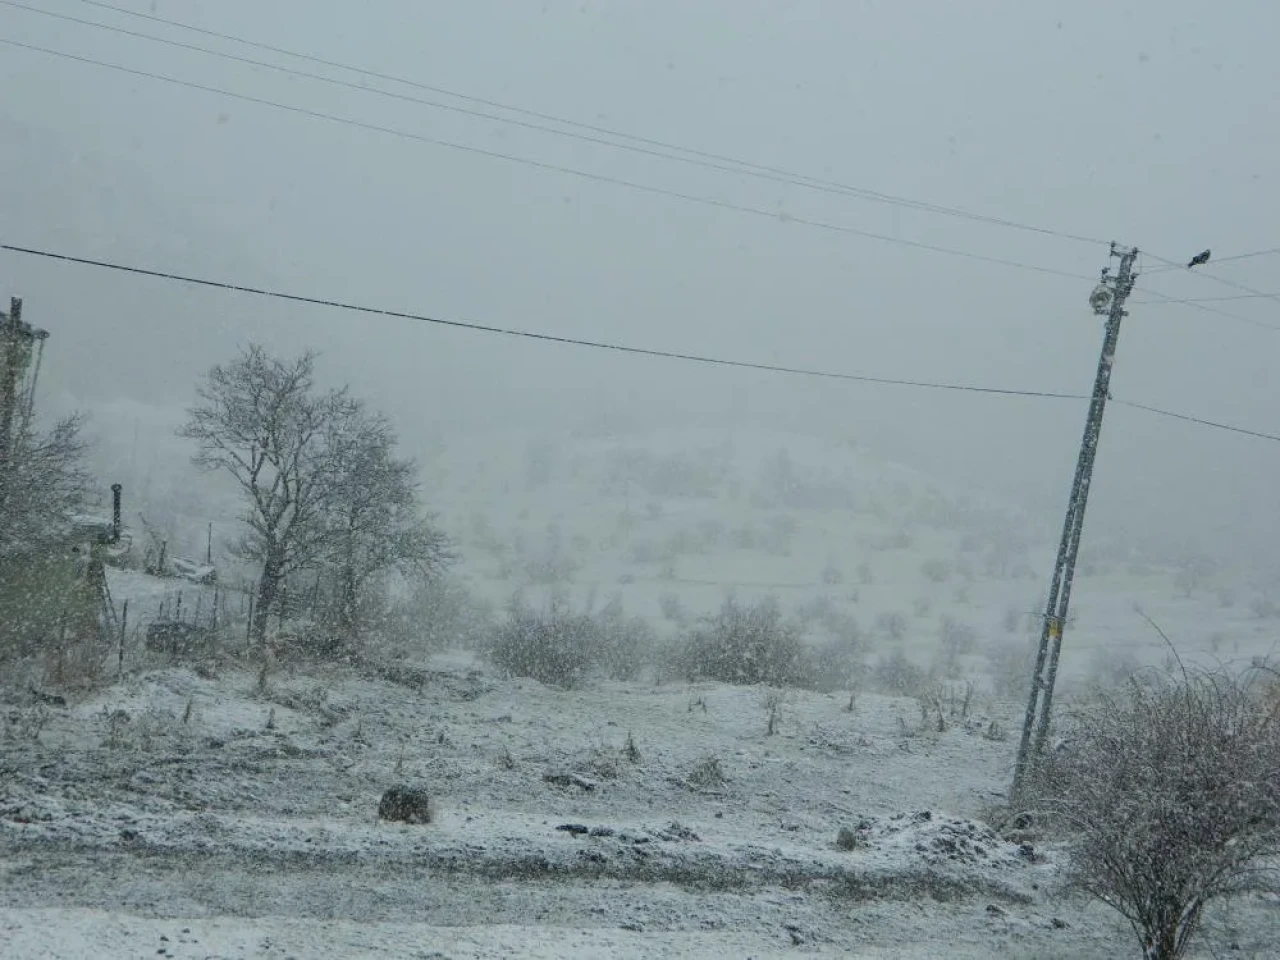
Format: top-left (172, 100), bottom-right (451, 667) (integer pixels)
top-left (799, 637), bottom-right (863, 694)
top-left (760, 686), bottom-right (787, 735)
top-left (873, 649), bottom-right (928, 697)
top-left (937, 616), bottom-right (978, 673)
top-left (687, 755), bottom-right (727, 788)
top-left (487, 594), bottom-right (653, 687)
top-left (680, 596), bottom-right (803, 687)
top-left (875, 611), bottom-right (907, 642)
top-left (1029, 665), bottom-right (1280, 960)
top-left (486, 596), bottom-right (598, 688)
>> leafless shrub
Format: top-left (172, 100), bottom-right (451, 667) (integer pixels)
top-left (799, 637), bottom-right (863, 694)
top-left (488, 596), bottom-right (596, 688)
top-left (4, 704), bottom-right (50, 743)
top-left (622, 730), bottom-right (641, 764)
top-left (761, 686), bottom-right (786, 736)
top-left (873, 649), bottom-right (927, 697)
top-left (687, 754), bottom-right (727, 788)
top-left (938, 616), bottom-right (978, 671)
top-left (876, 611), bottom-right (907, 642)
top-left (1029, 665), bottom-right (1280, 960)
top-left (487, 594), bottom-right (653, 687)
top-left (680, 596), bottom-right (803, 687)
top-left (496, 743), bottom-right (516, 770)
top-left (856, 562), bottom-right (874, 585)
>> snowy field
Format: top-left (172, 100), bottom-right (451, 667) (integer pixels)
top-left (4, 426), bottom-right (1279, 957)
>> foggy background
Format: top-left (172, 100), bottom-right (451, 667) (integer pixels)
top-left (1, 0), bottom-right (1277, 568)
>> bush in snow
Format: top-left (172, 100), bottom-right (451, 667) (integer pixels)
top-left (487, 596), bottom-right (600, 688)
top-left (875, 611), bottom-right (907, 642)
top-left (486, 594), bottom-right (652, 687)
top-left (594, 595), bottom-right (656, 681)
top-left (799, 637), bottom-right (864, 694)
top-left (1029, 664), bottom-right (1280, 960)
top-left (381, 574), bottom-right (494, 653)
top-left (937, 616), bottom-right (978, 671)
top-left (872, 649), bottom-right (928, 697)
top-left (920, 559), bottom-right (951, 584)
top-left (680, 596), bottom-right (804, 687)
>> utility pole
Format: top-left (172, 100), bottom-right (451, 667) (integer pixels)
top-left (0, 297), bottom-right (23, 471)
top-left (0, 297), bottom-right (48, 473)
top-left (1012, 243), bottom-right (1139, 799)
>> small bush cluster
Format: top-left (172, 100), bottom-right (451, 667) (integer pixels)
top-left (873, 649), bottom-right (928, 696)
top-left (487, 595), bottom-right (653, 688)
top-left (681, 596), bottom-right (803, 686)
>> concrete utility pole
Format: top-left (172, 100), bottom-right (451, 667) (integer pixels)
top-left (1012, 243), bottom-right (1139, 799)
top-left (0, 297), bottom-right (24, 471)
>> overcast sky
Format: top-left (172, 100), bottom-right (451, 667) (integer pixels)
top-left (1, 0), bottom-right (1277, 564)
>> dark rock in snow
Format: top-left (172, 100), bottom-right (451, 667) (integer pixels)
top-left (377, 786), bottom-right (433, 824)
top-left (556, 823), bottom-right (589, 835)
top-left (543, 771), bottom-right (597, 791)
top-left (589, 825), bottom-right (616, 837)
top-left (28, 686), bottom-right (67, 707)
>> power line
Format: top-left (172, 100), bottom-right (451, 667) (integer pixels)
top-left (1116, 400), bottom-right (1280, 444)
top-left (1143, 250), bottom-right (1280, 306)
top-left (1132, 292), bottom-right (1280, 304)
top-left (0, 241), bottom-right (1089, 400)
top-left (1142, 247), bottom-right (1280, 273)
top-left (0, 37), bottom-right (1098, 285)
top-left (46, 0), bottom-right (1108, 248)
top-left (1132, 287), bottom-right (1280, 332)
top-left (6, 240), bottom-right (1278, 448)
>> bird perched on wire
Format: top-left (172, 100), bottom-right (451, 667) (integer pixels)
top-left (1187, 249), bottom-right (1211, 268)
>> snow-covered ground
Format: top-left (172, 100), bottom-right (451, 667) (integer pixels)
top-left (5, 425), bottom-right (1279, 957)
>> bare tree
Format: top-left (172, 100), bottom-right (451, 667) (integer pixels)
top-left (179, 345), bottom-right (356, 645)
top-left (0, 413), bottom-right (92, 661)
top-left (0, 413), bottom-right (91, 556)
top-left (320, 407), bottom-right (452, 644)
top-left (1031, 666), bottom-right (1280, 960)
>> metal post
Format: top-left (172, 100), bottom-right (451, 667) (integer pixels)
top-left (1012, 244), bottom-right (1138, 797)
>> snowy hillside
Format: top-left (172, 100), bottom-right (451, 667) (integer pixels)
top-left (5, 423), bottom-right (1279, 958)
